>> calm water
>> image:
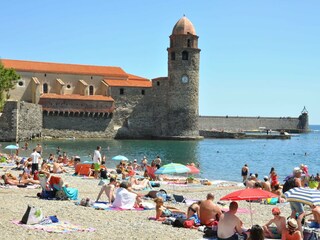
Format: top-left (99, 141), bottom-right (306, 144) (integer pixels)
top-left (1, 125), bottom-right (319, 182)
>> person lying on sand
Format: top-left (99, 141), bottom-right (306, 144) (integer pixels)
top-left (96, 177), bottom-right (117, 203)
top-left (1, 173), bottom-right (40, 185)
top-left (129, 176), bottom-right (153, 190)
top-left (154, 197), bottom-right (185, 221)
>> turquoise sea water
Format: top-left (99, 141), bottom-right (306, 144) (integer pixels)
top-left (1, 125), bottom-right (319, 182)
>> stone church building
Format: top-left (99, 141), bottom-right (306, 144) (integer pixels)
top-left (0, 16), bottom-right (308, 141)
top-left (1, 17), bottom-right (202, 140)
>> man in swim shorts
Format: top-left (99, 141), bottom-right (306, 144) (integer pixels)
top-left (93, 146), bottom-right (101, 179)
top-left (263, 207), bottom-right (286, 239)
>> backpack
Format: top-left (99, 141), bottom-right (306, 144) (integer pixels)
top-left (172, 217), bottom-right (186, 228)
top-left (282, 177), bottom-right (296, 193)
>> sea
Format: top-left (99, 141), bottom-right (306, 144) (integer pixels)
top-left (1, 125), bottom-right (319, 183)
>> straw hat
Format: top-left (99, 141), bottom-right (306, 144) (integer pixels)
top-left (287, 218), bottom-right (298, 229)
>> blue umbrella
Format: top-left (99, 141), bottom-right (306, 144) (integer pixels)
top-left (112, 155), bottom-right (129, 161)
top-left (284, 187), bottom-right (320, 206)
top-left (155, 163), bottom-right (191, 175)
top-left (5, 145), bottom-right (19, 150)
top-left (4, 144), bottom-right (19, 156)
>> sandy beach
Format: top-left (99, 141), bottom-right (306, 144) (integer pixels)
top-left (0, 167), bottom-right (296, 240)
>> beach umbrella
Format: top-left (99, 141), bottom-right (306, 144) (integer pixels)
top-left (111, 155), bottom-right (128, 161)
top-left (220, 188), bottom-right (278, 226)
top-left (4, 144), bottom-right (18, 156)
top-left (284, 187), bottom-right (320, 206)
top-left (186, 164), bottom-right (200, 174)
top-left (5, 145), bottom-right (19, 150)
top-left (155, 163), bottom-right (190, 175)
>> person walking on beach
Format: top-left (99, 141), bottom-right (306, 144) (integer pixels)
top-left (241, 164), bottom-right (249, 182)
top-left (289, 168), bottom-right (305, 219)
top-left (199, 193), bottom-right (222, 226)
top-left (93, 146), bottom-right (101, 179)
top-left (30, 149), bottom-right (41, 174)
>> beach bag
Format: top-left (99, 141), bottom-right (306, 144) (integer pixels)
top-left (21, 205), bottom-right (43, 225)
top-left (55, 190), bottom-right (68, 200)
top-left (204, 226), bottom-right (217, 238)
top-left (282, 177), bottom-right (296, 193)
top-left (183, 219), bottom-right (195, 228)
top-left (151, 182), bottom-right (160, 187)
top-left (172, 217), bottom-right (186, 228)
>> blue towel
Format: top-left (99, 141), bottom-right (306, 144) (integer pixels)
top-left (63, 186), bottom-right (79, 200)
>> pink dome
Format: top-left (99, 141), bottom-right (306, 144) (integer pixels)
top-left (172, 16), bottom-right (196, 35)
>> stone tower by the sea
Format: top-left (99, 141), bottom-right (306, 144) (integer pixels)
top-left (165, 16), bottom-right (201, 138)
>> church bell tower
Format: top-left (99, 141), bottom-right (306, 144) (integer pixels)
top-left (166, 16), bottom-right (201, 137)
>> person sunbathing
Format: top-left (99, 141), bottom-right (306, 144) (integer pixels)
top-left (112, 181), bottom-right (142, 209)
top-left (1, 173), bottom-right (39, 185)
top-left (154, 197), bottom-right (185, 221)
top-left (187, 201), bottom-right (201, 225)
top-left (200, 193), bottom-right (222, 226)
top-left (263, 207), bottom-right (286, 239)
top-left (96, 177), bottom-right (117, 203)
top-left (129, 176), bottom-right (153, 190)
top-left (52, 161), bottom-right (67, 173)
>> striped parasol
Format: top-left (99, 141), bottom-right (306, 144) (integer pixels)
top-left (284, 187), bottom-right (320, 206)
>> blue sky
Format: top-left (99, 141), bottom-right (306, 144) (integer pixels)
top-left (1, 1), bottom-right (319, 124)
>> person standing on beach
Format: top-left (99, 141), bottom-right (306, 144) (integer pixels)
top-left (93, 146), bottom-right (101, 179)
top-left (35, 143), bottom-right (42, 155)
top-left (241, 164), bottom-right (249, 182)
top-left (30, 148), bottom-right (41, 174)
top-left (199, 193), bottom-right (222, 226)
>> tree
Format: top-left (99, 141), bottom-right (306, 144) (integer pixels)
top-left (0, 61), bottom-right (20, 111)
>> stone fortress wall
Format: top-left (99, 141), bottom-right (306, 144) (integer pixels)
top-left (0, 101), bottom-right (42, 141)
top-left (199, 114), bottom-right (308, 133)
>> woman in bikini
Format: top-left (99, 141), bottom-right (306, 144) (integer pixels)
top-left (187, 201), bottom-right (201, 225)
top-left (154, 197), bottom-right (185, 221)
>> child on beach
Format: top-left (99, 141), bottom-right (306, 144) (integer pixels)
top-left (153, 197), bottom-right (185, 221)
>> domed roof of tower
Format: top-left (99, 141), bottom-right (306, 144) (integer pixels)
top-left (172, 16), bottom-right (196, 35)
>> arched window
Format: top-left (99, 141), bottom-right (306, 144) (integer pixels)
top-left (187, 39), bottom-right (191, 47)
top-left (171, 52), bottom-right (175, 60)
top-left (182, 51), bottom-right (189, 60)
top-left (89, 85), bottom-right (94, 95)
top-left (43, 83), bottom-right (48, 93)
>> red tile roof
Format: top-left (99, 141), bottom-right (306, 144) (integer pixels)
top-left (40, 94), bottom-right (114, 102)
top-left (104, 74), bottom-right (152, 88)
top-left (1, 59), bottom-right (128, 78)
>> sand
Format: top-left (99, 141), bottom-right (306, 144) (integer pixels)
top-left (0, 169), bottom-right (295, 240)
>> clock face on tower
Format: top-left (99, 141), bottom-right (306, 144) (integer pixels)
top-left (181, 75), bottom-right (189, 83)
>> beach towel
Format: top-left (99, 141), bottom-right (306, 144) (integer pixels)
top-left (12, 220), bottom-right (95, 233)
top-left (62, 186), bottom-right (78, 200)
top-left (112, 188), bottom-right (137, 210)
top-left (91, 201), bottom-right (153, 211)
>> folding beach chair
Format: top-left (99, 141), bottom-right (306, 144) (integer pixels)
top-left (173, 194), bottom-right (186, 203)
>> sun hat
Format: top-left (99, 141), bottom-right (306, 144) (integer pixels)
top-left (293, 167), bottom-right (302, 173)
top-left (287, 218), bottom-right (298, 229)
top-left (272, 207), bottom-right (280, 214)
